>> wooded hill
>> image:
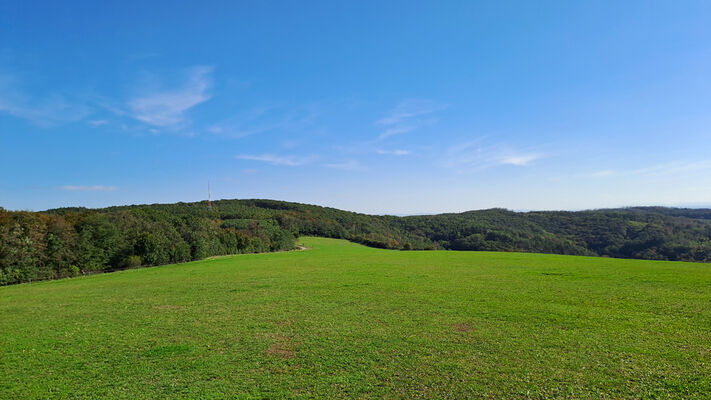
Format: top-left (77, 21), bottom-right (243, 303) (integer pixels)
top-left (1, 199), bottom-right (710, 285)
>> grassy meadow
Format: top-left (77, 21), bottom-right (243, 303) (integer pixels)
top-left (1, 237), bottom-right (710, 399)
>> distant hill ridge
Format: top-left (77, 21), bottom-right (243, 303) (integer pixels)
top-left (1, 199), bottom-right (710, 285)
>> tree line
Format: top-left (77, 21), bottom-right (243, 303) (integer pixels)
top-left (1, 200), bottom-right (710, 285)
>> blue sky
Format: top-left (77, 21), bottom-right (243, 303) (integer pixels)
top-left (2, 1), bottom-right (711, 214)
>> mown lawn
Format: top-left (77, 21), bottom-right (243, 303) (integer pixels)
top-left (1, 237), bottom-right (710, 399)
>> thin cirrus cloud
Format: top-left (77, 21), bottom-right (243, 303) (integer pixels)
top-left (0, 73), bottom-right (91, 127)
top-left (500, 153), bottom-right (543, 167)
top-left (207, 106), bottom-right (279, 138)
top-left (208, 103), bottom-right (325, 139)
top-left (376, 99), bottom-right (445, 140)
top-left (376, 149), bottom-right (412, 156)
top-left (60, 185), bottom-right (118, 191)
top-left (208, 124), bottom-right (276, 138)
top-left (379, 126), bottom-right (415, 139)
top-left (127, 66), bottom-right (213, 128)
top-left (587, 160), bottom-right (711, 179)
top-left (443, 139), bottom-right (544, 172)
top-left (324, 160), bottom-right (365, 171)
top-left (236, 154), bottom-right (314, 167)
top-left (88, 119), bottom-right (108, 127)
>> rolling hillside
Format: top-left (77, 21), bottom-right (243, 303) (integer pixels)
top-left (2, 200), bottom-right (710, 285)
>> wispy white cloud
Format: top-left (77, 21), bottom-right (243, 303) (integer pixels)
top-left (88, 119), bottom-right (108, 127)
top-left (0, 73), bottom-right (91, 127)
top-left (379, 126), bottom-right (415, 139)
top-left (207, 106), bottom-right (277, 138)
top-left (208, 103), bottom-right (325, 139)
top-left (587, 160), bottom-right (711, 179)
top-left (443, 139), bottom-right (545, 171)
top-left (588, 170), bottom-right (615, 178)
top-left (630, 160), bottom-right (711, 177)
top-left (236, 154), bottom-right (313, 167)
top-left (208, 123), bottom-right (278, 139)
top-left (500, 153), bottom-right (543, 166)
top-left (324, 160), bottom-right (365, 171)
top-left (376, 99), bottom-right (445, 140)
top-left (376, 99), bottom-right (444, 125)
top-left (128, 66), bottom-right (212, 128)
top-left (376, 149), bottom-right (412, 156)
top-left (60, 185), bottom-right (118, 191)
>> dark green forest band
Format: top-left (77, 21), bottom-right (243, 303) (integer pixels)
top-left (1, 200), bottom-right (710, 285)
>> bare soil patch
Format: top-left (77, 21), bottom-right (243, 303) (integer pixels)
top-left (265, 334), bottom-right (298, 359)
top-left (266, 343), bottom-right (296, 359)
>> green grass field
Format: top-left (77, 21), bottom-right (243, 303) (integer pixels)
top-left (1, 237), bottom-right (710, 399)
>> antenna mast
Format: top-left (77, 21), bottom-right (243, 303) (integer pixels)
top-left (207, 181), bottom-right (212, 210)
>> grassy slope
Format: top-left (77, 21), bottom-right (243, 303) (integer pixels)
top-left (1, 237), bottom-right (710, 399)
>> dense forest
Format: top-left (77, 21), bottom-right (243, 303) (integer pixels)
top-left (1, 199), bottom-right (710, 285)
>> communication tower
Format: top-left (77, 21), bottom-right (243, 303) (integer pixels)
top-left (207, 181), bottom-right (212, 211)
